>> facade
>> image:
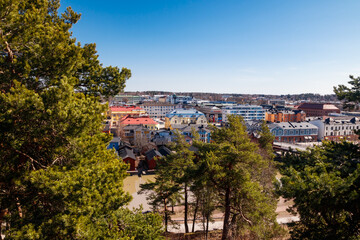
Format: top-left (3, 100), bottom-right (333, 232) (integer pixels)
top-left (122, 125), bottom-right (154, 145)
top-left (310, 117), bottom-right (360, 141)
top-left (268, 122), bottom-right (318, 143)
top-left (118, 146), bottom-right (137, 171)
top-left (138, 102), bottom-right (176, 118)
top-left (297, 103), bottom-right (340, 117)
top-left (107, 137), bottom-right (121, 151)
top-left (168, 95), bottom-right (193, 104)
top-left (109, 106), bottom-right (146, 128)
top-left (152, 130), bottom-right (174, 146)
top-left (196, 106), bottom-right (223, 123)
top-left (222, 105), bottom-right (265, 122)
top-left (165, 108), bottom-right (207, 129)
top-left (145, 149), bottom-right (162, 170)
top-left (265, 109), bottom-right (306, 123)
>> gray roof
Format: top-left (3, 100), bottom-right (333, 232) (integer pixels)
top-left (119, 147), bottom-right (136, 160)
top-left (145, 149), bottom-right (163, 160)
top-left (268, 122), bottom-right (317, 130)
top-left (158, 146), bottom-right (172, 156)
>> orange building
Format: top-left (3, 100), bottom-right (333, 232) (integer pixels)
top-left (265, 110), bottom-right (306, 123)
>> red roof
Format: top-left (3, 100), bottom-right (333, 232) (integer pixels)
top-left (121, 116), bottom-right (157, 125)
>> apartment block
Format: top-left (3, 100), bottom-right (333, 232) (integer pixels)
top-left (222, 105), bottom-right (265, 122)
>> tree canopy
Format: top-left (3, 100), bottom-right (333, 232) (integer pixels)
top-left (334, 75), bottom-right (360, 110)
top-left (0, 0), bottom-right (162, 239)
top-left (278, 141), bottom-right (360, 240)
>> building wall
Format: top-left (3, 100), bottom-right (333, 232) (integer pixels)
top-left (140, 103), bottom-right (176, 118)
top-left (222, 105), bottom-right (265, 122)
top-left (310, 119), bottom-right (360, 141)
top-left (123, 157), bottom-right (136, 171)
top-left (269, 122), bottom-right (318, 143)
top-left (265, 112), bottom-right (306, 122)
top-left (298, 108), bottom-right (340, 117)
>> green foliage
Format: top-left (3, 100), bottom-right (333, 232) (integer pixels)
top-left (139, 131), bottom-right (196, 232)
top-left (0, 0), bottom-right (131, 97)
top-left (114, 207), bottom-right (164, 240)
top-left (206, 115), bottom-right (280, 239)
top-left (0, 0), bottom-right (163, 239)
top-left (334, 75), bottom-right (360, 110)
top-left (278, 141), bottom-right (360, 240)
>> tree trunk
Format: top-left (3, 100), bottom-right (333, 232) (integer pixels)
top-left (221, 188), bottom-right (231, 240)
top-left (164, 198), bottom-right (168, 232)
top-left (184, 183), bottom-right (189, 233)
top-left (192, 197), bottom-right (199, 232)
top-left (205, 213), bottom-right (210, 240)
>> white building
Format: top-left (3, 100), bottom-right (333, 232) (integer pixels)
top-left (222, 105), bottom-right (265, 122)
top-left (139, 102), bottom-right (176, 119)
top-left (310, 117), bottom-right (360, 141)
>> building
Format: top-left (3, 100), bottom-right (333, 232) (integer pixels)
top-left (152, 129), bottom-right (174, 146)
top-left (121, 116), bottom-right (159, 130)
top-left (268, 122), bottom-right (318, 143)
top-left (172, 125), bottom-right (212, 143)
top-left (297, 103), bottom-right (340, 117)
top-left (310, 117), bottom-right (360, 141)
top-left (195, 106), bottom-right (223, 123)
top-left (165, 108), bottom-right (207, 129)
top-left (145, 149), bottom-right (163, 170)
top-left (109, 106), bottom-right (146, 128)
top-left (265, 109), bottom-right (306, 123)
top-left (138, 102), bottom-right (176, 119)
top-left (222, 105), bottom-right (265, 122)
top-left (113, 95), bottom-right (142, 104)
top-left (107, 137), bottom-right (121, 151)
top-left (119, 145), bottom-right (137, 171)
top-left (168, 95), bottom-right (193, 104)
top-left (122, 125), bottom-right (154, 146)
top-left (268, 99), bottom-right (286, 106)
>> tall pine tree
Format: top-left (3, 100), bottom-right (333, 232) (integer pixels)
top-left (0, 0), bottom-right (162, 239)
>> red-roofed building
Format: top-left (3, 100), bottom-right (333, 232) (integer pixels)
top-left (108, 105), bottom-right (146, 128)
top-left (297, 103), bottom-right (340, 117)
top-left (121, 116), bottom-right (159, 130)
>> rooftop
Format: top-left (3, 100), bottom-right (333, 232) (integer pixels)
top-left (121, 116), bottom-right (158, 125)
top-left (298, 103), bottom-right (339, 110)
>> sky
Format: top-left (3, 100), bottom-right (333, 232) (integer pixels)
top-left (60, 0), bottom-right (360, 95)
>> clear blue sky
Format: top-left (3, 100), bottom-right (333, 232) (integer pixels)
top-left (60, 0), bottom-right (360, 95)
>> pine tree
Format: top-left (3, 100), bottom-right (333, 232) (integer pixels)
top-left (206, 115), bottom-right (280, 240)
top-left (0, 0), bottom-right (162, 239)
top-left (279, 141), bottom-right (360, 239)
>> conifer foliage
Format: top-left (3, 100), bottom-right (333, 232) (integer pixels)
top-left (141, 116), bottom-right (281, 239)
top-left (0, 0), bottom-right (162, 239)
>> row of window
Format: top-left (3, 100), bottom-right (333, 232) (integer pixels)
top-left (326, 125), bottom-right (360, 131)
top-left (272, 129), bottom-right (317, 136)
